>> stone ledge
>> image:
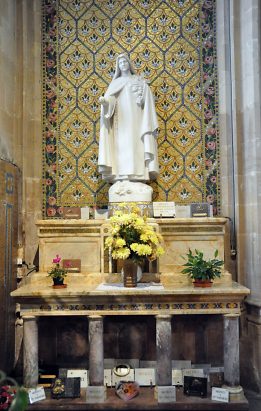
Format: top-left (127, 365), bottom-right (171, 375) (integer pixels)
top-left (26, 387), bottom-right (249, 410)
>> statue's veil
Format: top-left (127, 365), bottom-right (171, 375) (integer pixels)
top-left (112, 54), bottom-right (136, 80)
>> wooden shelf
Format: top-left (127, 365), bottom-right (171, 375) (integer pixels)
top-left (27, 387), bottom-right (249, 410)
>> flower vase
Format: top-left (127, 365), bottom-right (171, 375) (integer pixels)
top-left (122, 260), bottom-right (140, 288)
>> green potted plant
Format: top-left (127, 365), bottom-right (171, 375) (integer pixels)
top-left (181, 249), bottom-right (224, 287)
top-left (48, 254), bottom-right (68, 288)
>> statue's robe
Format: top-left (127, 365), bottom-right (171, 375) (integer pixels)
top-left (98, 75), bottom-right (159, 182)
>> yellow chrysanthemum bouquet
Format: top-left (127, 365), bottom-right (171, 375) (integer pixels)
top-left (105, 204), bottom-right (165, 265)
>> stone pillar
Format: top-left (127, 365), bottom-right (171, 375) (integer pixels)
top-left (23, 316), bottom-right (38, 387)
top-left (217, 0), bottom-right (261, 393)
top-left (223, 314), bottom-right (241, 388)
top-left (88, 315), bottom-right (104, 386)
top-left (156, 315), bottom-right (172, 386)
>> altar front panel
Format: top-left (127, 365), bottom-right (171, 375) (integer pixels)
top-left (36, 217), bottom-right (231, 286)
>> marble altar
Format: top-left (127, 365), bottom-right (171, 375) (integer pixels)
top-left (11, 216), bottom-right (250, 401)
top-left (34, 217), bottom-right (232, 285)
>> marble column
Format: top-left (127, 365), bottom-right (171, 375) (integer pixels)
top-left (23, 316), bottom-right (38, 387)
top-left (223, 314), bottom-right (241, 387)
top-left (156, 314), bottom-right (172, 386)
top-left (88, 315), bottom-right (104, 386)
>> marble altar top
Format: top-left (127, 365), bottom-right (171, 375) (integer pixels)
top-left (95, 282), bottom-right (165, 291)
top-left (11, 272), bottom-right (250, 317)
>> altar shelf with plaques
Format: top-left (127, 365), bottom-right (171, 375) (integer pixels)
top-left (11, 217), bottom-right (250, 409)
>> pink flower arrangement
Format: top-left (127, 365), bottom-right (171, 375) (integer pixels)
top-left (0, 385), bottom-right (15, 410)
top-left (53, 254), bottom-right (61, 263)
top-left (48, 255), bottom-right (67, 279)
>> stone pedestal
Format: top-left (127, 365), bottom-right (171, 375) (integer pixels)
top-left (88, 315), bottom-right (104, 386)
top-left (23, 316), bottom-right (38, 387)
top-left (109, 181), bottom-right (153, 202)
top-left (156, 315), bottom-right (172, 386)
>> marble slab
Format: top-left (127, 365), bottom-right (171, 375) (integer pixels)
top-left (96, 283), bottom-right (164, 291)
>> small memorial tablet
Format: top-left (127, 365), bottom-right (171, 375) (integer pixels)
top-left (28, 387), bottom-right (46, 404)
top-left (94, 208), bottom-right (108, 219)
top-left (140, 360), bottom-right (156, 368)
top-left (63, 207), bottom-right (81, 219)
top-left (104, 358), bottom-right (116, 368)
top-left (64, 377), bottom-right (81, 398)
top-left (81, 206), bottom-right (90, 219)
top-left (67, 369), bottom-right (88, 388)
top-left (183, 376), bottom-right (208, 398)
top-left (157, 386), bottom-right (176, 403)
top-left (175, 205), bottom-right (190, 218)
top-left (51, 377), bottom-right (81, 399)
top-left (58, 368), bottom-right (67, 378)
top-left (209, 371), bottom-right (224, 387)
top-left (115, 381), bottom-right (139, 401)
top-left (192, 363), bottom-right (211, 370)
top-left (153, 202), bottom-right (175, 218)
top-left (63, 259), bottom-right (81, 273)
top-left (117, 358), bottom-right (140, 368)
top-left (211, 387), bottom-right (229, 403)
top-left (111, 369), bottom-right (135, 386)
top-left (190, 203), bottom-right (210, 217)
top-left (172, 369), bottom-right (183, 386)
top-left (172, 360), bottom-right (191, 369)
top-left (86, 386), bottom-right (106, 403)
top-left (192, 363), bottom-right (210, 376)
top-left (135, 368), bottom-right (155, 386)
top-left (182, 368), bottom-right (205, 382)
top-left (104, 369), bottom-right (112, 387)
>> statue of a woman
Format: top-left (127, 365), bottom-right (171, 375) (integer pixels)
top-left (98, 54), bottom-right (159, 183)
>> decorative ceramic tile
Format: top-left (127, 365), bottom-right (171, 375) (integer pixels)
top-left (42, 0), bottom-right (219, 217)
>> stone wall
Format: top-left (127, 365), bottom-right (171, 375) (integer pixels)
top-left (18, 0), bottom-right (42, 267)
top-left (0, 0), bottom-right (19, 163)
top-left (217, 0), bottom-right (261, 393)
top-left (236, 0), bottom-right (261, 393)
top-left (0, 0), bottom-right (42, 268)
top-left (0, 159), bottom-right (20, 373)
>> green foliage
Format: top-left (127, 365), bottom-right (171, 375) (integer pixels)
top-left (9, 389), bottom-right (28, 411)
top-left (47, 265), bottom-right (67, 279)
top-left (47, 255), bottom-right (68, 279)
top-left (181, 249), bottom-right (224, 281)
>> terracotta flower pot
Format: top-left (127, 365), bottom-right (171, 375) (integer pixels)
top-left (193, 279), bottom-right (213, 288)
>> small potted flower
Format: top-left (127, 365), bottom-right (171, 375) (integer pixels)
top-left (105, 203), bottom-right (164, 287)
top-left (48, 255), bottom-right (68, 288)
top-left (181, 249), bottom-right (224, 287)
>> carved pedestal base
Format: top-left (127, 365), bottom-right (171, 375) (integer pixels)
top-left (109, 181), bottom-right (153, 202)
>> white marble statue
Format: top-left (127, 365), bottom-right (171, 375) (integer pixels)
top-left (98, 54), bottom-right (159, 184)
